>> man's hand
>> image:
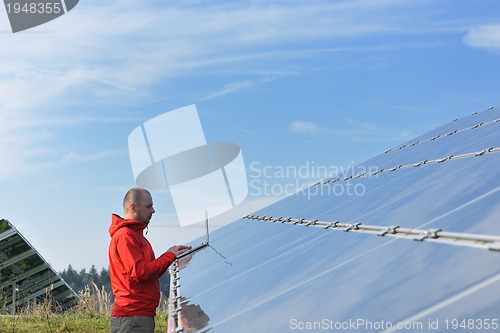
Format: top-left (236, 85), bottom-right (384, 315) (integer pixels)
top-left (168, 245), bottom-right (192, 256)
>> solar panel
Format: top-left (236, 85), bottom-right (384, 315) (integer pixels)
top-left (167, 107), bottom-right (500, 333)
top-left (0, 219), bottom-right (78, 314)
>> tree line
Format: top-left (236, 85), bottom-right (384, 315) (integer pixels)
top-left (59, 265), bottom-right (111, 294)
top-left (59, 265), bottom-right (171, 295)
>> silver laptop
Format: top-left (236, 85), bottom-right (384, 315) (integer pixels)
top-left (176, 211), bottom-right (210, 259)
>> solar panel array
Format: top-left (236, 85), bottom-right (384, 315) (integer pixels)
top-left (0, 219), bottom-right (78, 314)
top-left (168, 106), bottom-right (500, 333)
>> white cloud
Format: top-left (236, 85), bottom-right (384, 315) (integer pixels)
top-left (1, 0), bottom-right (458, 99)
top-left (1, 0), bottom-right (437, 101)
top-left (289, 121), bottom-right (318, 133)
top-left (204, 77), bottom-right (275, 100)
top-left (0, 105), bottom-right (52, 179)
top-left (0, 0), bottom-right (477, 180)
top-left (289, 119), bottom-right (412, 143)
top-left (205, 81), bottom-right (258, 100)
top-left (463, 24), bottom-right (500, 51)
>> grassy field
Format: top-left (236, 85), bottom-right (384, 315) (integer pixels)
top-left (0, 312), bottom-right (111, 333)
top-left (0, 311), bottom-right (170, 333)
top-left (0, 283), bottom-right (170, 333)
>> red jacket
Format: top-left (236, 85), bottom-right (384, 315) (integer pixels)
top-left (108, 214), bottom-right (176, 316)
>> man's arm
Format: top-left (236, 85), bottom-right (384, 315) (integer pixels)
top-left (116, 233), bottom-right (180, 282)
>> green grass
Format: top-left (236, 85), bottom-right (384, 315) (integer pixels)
top-left (0, 311), bottom-right (169, 333)
top-left (0, 312), bottom-right (111, 333)
top-left (0, 282), bottom-right (170, 333)
top-left (0, 312), bottom-right (170, 333)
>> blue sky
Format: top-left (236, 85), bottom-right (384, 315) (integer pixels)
top-left (1, 0), bottom-right (500, 271)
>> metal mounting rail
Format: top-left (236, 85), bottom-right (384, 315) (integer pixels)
top-left (169, 260), bottom-right (212, 333)
top-left (384, 117), bottom-right (500, 154)
top-left (169, 261), bottom-right (184, 333)
top-left (315, 147), bottom-right (500, 186)
top-left (243, 215), bottom-right (500, 252)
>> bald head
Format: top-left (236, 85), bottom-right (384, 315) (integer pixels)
top-left (123, 187), bottom-right (148, 212)
top-left (123, 187), bottom-right (155, 223)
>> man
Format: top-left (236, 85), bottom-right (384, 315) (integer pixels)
top-left (109, 187), bottom-right (191, 333)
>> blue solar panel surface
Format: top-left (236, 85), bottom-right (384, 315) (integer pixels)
top-left (168, 107), bottom-right (500, 333)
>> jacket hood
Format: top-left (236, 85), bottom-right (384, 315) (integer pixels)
top-left (109, 214), bottom-right (147, 237)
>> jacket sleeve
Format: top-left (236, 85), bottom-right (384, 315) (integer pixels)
top-left (116, 231), bottom-right (177, 282)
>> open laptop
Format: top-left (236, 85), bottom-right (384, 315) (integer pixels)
top-left (176, 211), bottom-right (210, 259)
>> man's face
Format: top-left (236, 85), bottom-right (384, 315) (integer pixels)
top-left (135, 192), bottom-right (155, 224)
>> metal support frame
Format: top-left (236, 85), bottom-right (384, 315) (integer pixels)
top-left (244, 215), bottom-right (500, 252)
